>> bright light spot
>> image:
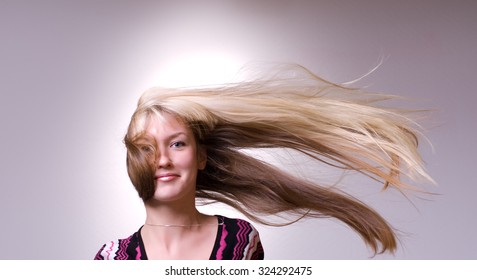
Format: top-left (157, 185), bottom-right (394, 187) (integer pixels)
top-left (152, 52), bottom-right (245, 88)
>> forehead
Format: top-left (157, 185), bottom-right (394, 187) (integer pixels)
top-left (144, 111), bottom-right (191, 138)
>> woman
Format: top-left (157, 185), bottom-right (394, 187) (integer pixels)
top-left (95, 65), bottom-right (432, 260)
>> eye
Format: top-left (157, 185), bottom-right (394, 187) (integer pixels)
top-left (140, 145), bottom-right (154, 154)
top-left (171, 141), bottom-right (186, 148)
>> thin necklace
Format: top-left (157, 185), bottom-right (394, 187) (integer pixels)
top-left (145, 217), bottom-right (224, 227)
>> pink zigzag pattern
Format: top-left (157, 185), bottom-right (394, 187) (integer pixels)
top-left (116, 236), bottom-right (131, 260)
top-left (233, 219), bottom-right (250, 260)
top-left (216, 222), bottom-right (228, 260)
top-left (105, 241), bottom-right (115, 260)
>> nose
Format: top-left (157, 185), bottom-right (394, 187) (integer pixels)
top-left (156, 151), bottom-right (172, 168)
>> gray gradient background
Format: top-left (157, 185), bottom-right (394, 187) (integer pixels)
top-left (1, 0), bottom-right (476, 259)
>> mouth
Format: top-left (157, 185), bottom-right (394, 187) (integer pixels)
top-left (155, 173), bottom-right (180, 182)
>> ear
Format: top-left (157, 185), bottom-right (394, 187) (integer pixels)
top-left (197, 145), bottom-right (207, 170)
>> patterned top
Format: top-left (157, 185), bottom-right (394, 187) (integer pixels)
top-left (94, 215), bottom-right (264, 260)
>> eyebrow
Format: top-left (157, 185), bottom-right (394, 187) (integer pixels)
top-left (135, 131), bottom-right (188, 146)
top-left (164, 132), bottom-right (188, 141)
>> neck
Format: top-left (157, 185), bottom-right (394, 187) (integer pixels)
top-left (144, 198), bottom-right (203, 227)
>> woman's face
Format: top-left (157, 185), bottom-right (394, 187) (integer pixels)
top-left (143, 112), bottom-right (206, 203)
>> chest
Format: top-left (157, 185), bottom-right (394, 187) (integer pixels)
top-left (142, 226), bottom-right (218, 260)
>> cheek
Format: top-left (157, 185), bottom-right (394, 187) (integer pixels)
top-left (175, 151), bottom-right (200, 170)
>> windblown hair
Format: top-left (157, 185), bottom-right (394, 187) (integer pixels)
top-left (124, 65), bottom-right (432, 255)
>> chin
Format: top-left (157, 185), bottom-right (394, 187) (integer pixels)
top-left (150, 189), bottom-right (194, 204)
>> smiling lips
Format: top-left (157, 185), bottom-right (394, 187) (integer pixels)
top-left (155, 173), bottom-right (180, 182)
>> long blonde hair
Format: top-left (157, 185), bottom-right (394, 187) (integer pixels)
top-left (124, 65), bottom-right (432, 254)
